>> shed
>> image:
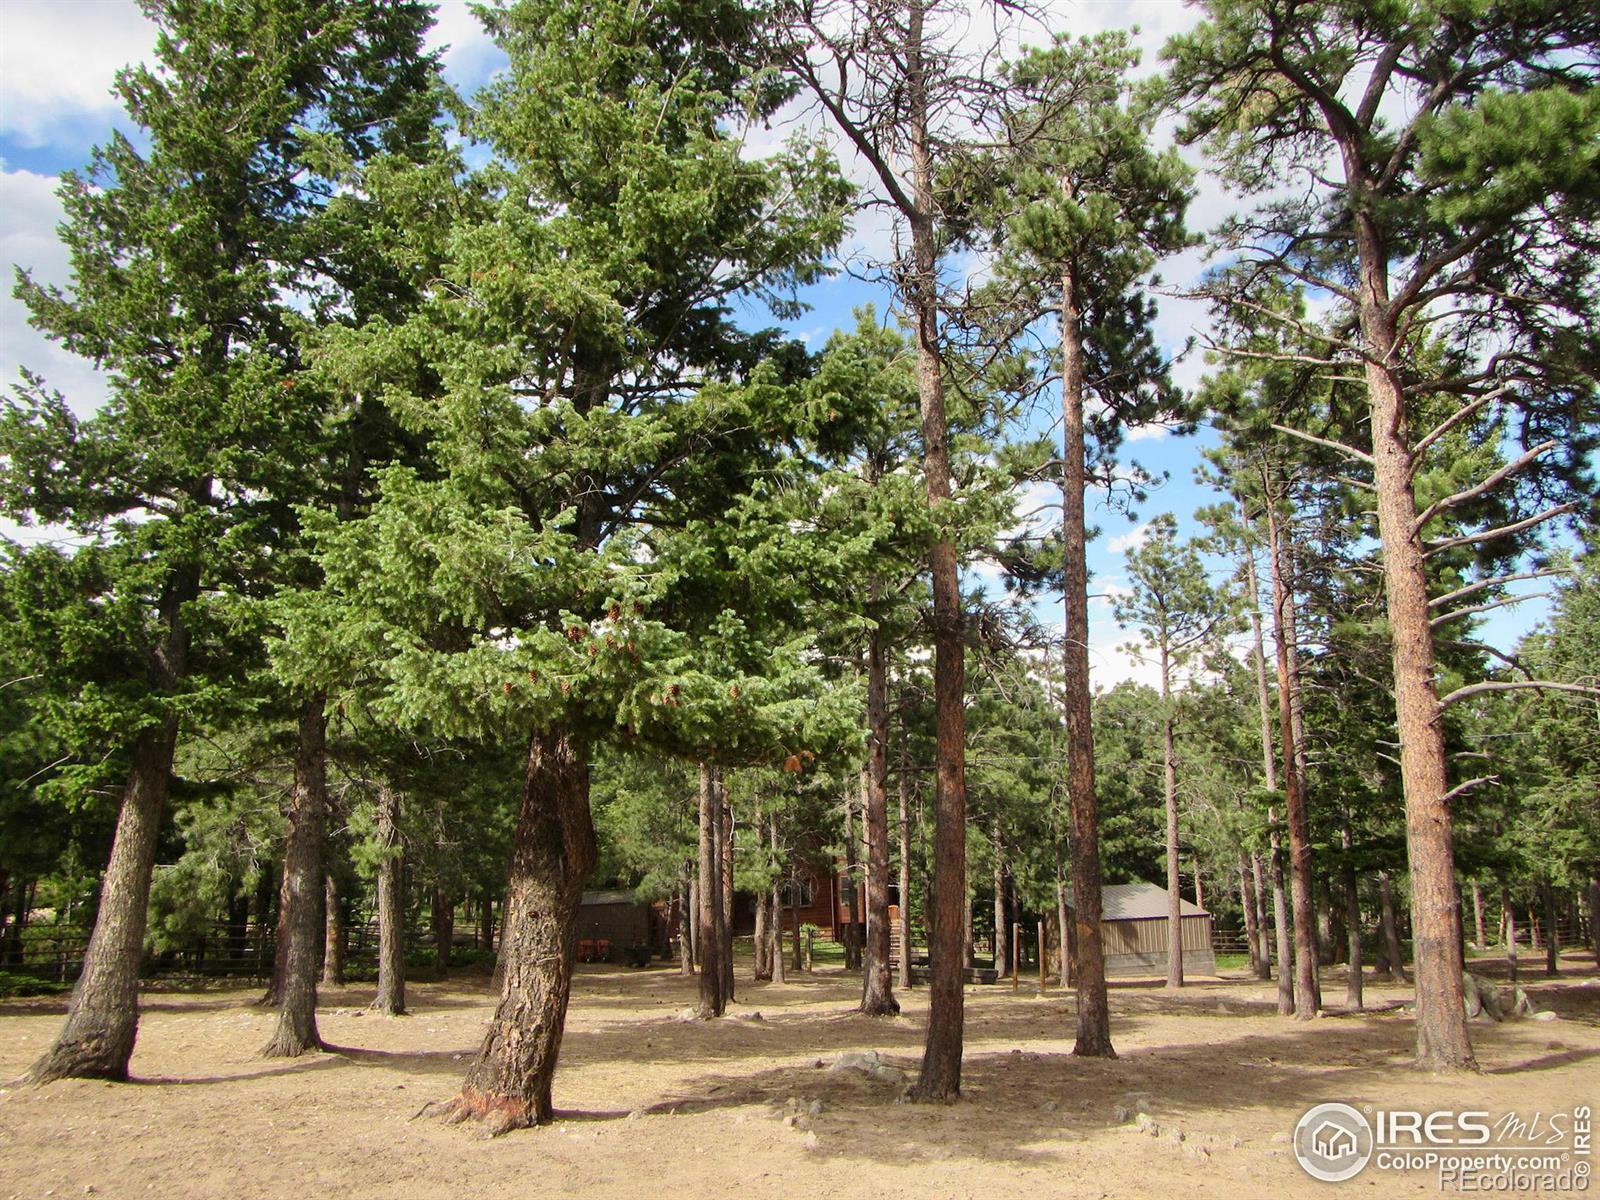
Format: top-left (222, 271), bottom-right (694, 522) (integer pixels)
top-left (576, 889), bottom-right (659, 962)
top-left (1069, 882), bottom-right (1215, 977)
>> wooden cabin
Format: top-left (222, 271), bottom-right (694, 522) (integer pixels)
top-left (1068, 882), bottom-right (1215, 977)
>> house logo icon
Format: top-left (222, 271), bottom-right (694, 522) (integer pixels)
top-left (1294, 1102), bottom-right (1374, 1182)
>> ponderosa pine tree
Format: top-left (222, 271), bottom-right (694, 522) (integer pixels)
top-left (979, 30), bottom-right (1193, 1054)
top-left (1113, 516), bottom-right (1234, 988)
top-left (1165, 0), bottom-right (1600, 1070)
top-left (3, 0), bottom-right (440, 1083)
top-left (276, 0), bottom-right (853, 1130)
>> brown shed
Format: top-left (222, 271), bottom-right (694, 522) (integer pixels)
top-left (1069, 882), bottom-right (1215, 977)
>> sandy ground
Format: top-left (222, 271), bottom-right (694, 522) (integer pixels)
top-left (1, 953), bottom-right (1595, 1200)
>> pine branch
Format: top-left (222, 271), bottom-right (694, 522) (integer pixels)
top-left (1437, 680), bottom-right (1600, 710)
top-left (1430, 592), bottom-right (1551, 629)
top-left (1423, 502), bottom-right (1578, 557)
top-left (1412, 440), bottom-right (1558, 534)
top-left (1269, 423), bottom-right (1374, 466)
top-left (1429, 568), bottom-right (1569, 610)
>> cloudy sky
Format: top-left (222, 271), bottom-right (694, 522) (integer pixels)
top-left (0, 0), bottom-right (1552, 693)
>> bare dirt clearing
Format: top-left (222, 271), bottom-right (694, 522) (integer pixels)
top-left (2, 957), bottom-right (1595, 1199)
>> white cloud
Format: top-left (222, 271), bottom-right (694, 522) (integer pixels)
top-left (0, 0), bottom-right (155, 146)
top-left (1, 169), bottom-right (111, 416)
top-left (1106, 521), bottom-right (1153, 555)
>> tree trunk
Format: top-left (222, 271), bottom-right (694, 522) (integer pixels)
top-left (1054, 849), bottom-right (1071, 985)
top-left (1354, 203), bottom-right (1474, 1070)
top-left (322, 868), bottom-right (345, 987)
top-left (898, 767), bottom-right (913, 990)
top-left (27, 718), bottom-right (181, 1082)
top-left (1059, 249), bottom-right (1114, 1057)
top-left (371, 781), bottom-right (406, 1016)
top-left (1317, 875), bottom-right (1338, 967)
top-left (1161, 650), bottom-right (1183, 990)
top-left (842, 780), bottom-right (861, 971)
top-left (861, 619), bottom-right (898, 1014)
top-left (992, 817), bottom-right (1008, 976)
top-left (1252, 852), bottom-right (1272, 979)
top-left (688, 876), bottom-right (701, 971)
top-left (1589, 878), bottom-right (1600, 968)
top-left (679, 868), bottom-right (694, 977)
top-left (1379, 870), bottom-right (1407, 983)
top-left (754, 887), bottom-right (770, 981)
top-left (770, 817), bottom-right (787, 985)
top-left (479, 886), bottom-right (494, 954)
top-left (1471, 881), bottom-right (1486, 953)
top-left (432, 887), bottom-right (455, 979)
top-left (436, 725), bottom-right (595, 1133)
top-left (1503, 890), bottom-right (1518, 983)
top-left (1541, 881), bottom-right (1559, 977)
top-left (263, 697), bottom-right (329, 1057)
top-left (900, 0), bottom-right (968, 1104)
top-left (696, 763), bottom-right (724, 1018)
top-left (1269, 823), bottom-right (1294, 1014)
top-left (1342, 825), bottom-right (1362, 1011)
top-left (719, 771), bottom-right (734, 1005)
top-left (1239, 851), bottom-right (1264, 980)
top-left (1265, 498), bottom-right (1318, 1017)
top-left (1244, 536), bottom-right (1287, 998)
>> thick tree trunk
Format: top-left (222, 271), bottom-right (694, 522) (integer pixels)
top-left (27, 719), bottom-right (180, 1082)
top-left (436, 725), bottom-right (595, 1133)
top-left (861, 621), bottom-right (898, 1014)
top-left (1342, 825), bottom-right (1362, 1011)
top-left (771, 816), bottom-right (787, 985)
top-left (479, 886), bottom-right (494, 954)
top-left (696, 764), bottom-right (725, 1017)
top-left (688, 876), bottom-right (701, 970)
top-left (371, 781), bottom-right (406, 1016)
top-left (898, 769), bottom-right (913, 990)
top-left (1059, 251), bottom-right (1113, 1057)
top-left (263, 697), bottom-right (329, 1057)
top-left (1379, 870), bottom-right (1407, 983)
top-left (1266, 500), bottom-right (1319, 1017)
top-left (1252, 852), bottom-right (1272, 979)
top-left (719, 772), bottom-right (734, 1005)
top-left (1354, 205), bottom-right (1474, 1070)
top-left (322, 871), bottom-right (345, 987)
top-left (1316, 875), bottom-right (1338, 967)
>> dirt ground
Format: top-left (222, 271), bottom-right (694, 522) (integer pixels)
top-left (1, 952), bottom-right (1595, 1200)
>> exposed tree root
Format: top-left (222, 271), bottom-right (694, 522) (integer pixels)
top-left (420, 1089), bottom-right (546, 1137)
top-left (860, 997), bottom-right (901, 1018)
top-left (24, 1035), bottom-right (130, 1085)
top-left (258, 1031), bottom-right (325, 1059)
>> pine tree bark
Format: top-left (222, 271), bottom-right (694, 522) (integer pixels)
top-left (1589, 878), bottom-right (1600, 967)
top-left (771, 815), bottom-right (787, 985)
top-left (322, 871), bottom-right (345, 987)
top-left (992, 817), bottom-right (1008, 976)
top-left (696, 763), bottom-right (725, 1018)
top-left (263, 696), bottom-right (328, 1057)
top-left (754, 888), bottom-right (770, 981)
top-left (1541, 881), bottom-right (1559, 976)
top-left (1503, 890), bottom-right (1518, 983)
top-left (1239, 851), bottom-right (1264, 980)
top-left (435, 725), bottom-right (595, 1132)
top-left (842, 780), bottom-right (862, 971)
top-left (897, 768), bottom-right (913, 990)
top-left (1342, 824), bottom-right (1362, 1010)
top-left (1059, 250), bottom-right (1113, 1057)
top-left (1379, 870), bottom-right (1408, 983)
top-left (1161, 640), bottom-right (1183, 990)
top-left (1266, 499), bottom-right (1319, 1017)
top-left (861, 619), bottom-right (898, 1014)
top-left (1351, 196), bottom-right (1475, 1069)
top-left (1245, 535), bottom-right (1293, 1007)
top-left (905, 0), bottom-right (968, 1103)
top-left (432, 887), bottom-right (455, 979)
top-left (718, 770), bottom-right (735, 1004)
top-left (1471, 881), bottom-right (1486, 952)
top-left (371, 781), bottom-right (406, 1015)
top-left (28, 564), bottom-right (195, 1083)
top-left (678, 869), bottom-right (694, 977)
top-left (27, 720), bottom-right (179, 1082)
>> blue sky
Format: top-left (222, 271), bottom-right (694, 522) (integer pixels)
top-left (0, 0), bottom-right (1557, 690)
